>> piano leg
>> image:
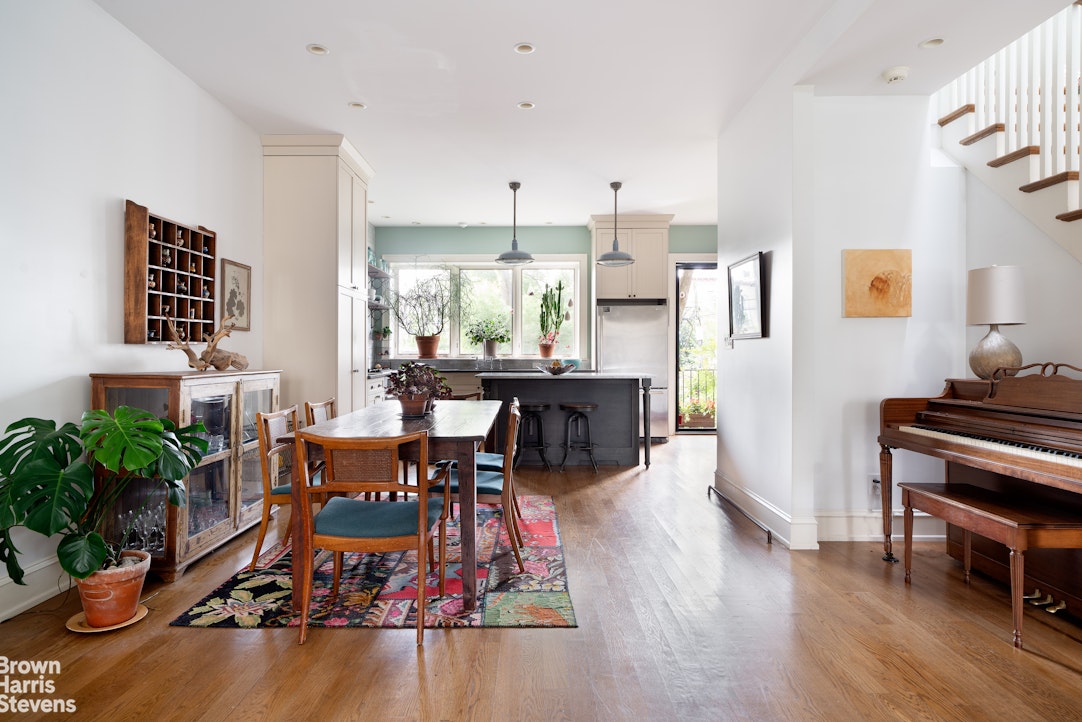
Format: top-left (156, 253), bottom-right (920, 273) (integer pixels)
top-left (903, 500), bottom-right (913, 583)
top-left (879, 445), bottom-right (899, 562)
top-left (963, 530), bottom-right (972, 583)
top-left (1010, 548), bottom-right (1025, 649)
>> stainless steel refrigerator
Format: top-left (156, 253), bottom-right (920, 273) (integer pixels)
top-left (596, 303), bottom-right (669, 440)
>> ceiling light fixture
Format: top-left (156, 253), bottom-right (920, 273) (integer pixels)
top-left (306, 43), bottom-right (329, 56)
top-left (514, 42), bottom-right (536, 54)
top-left (918, 37), bottom-right (945, 49)
top-left (517, 101), bottom-right (535, 110)
top-left (347, 101), bottom-right (367, 110)
top-left (495, 181), bottom-right (534, 265)
top-left (596, 181), bottom-right (634, 267)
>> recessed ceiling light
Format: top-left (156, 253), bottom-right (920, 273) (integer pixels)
top-left (411, 221), bottom-right (421, 225)
top-left (306, 43), bottom-right (330, 56)
top-left (348, 101), bottom-right (367, 110)
top-left (381, 215), bottom-right (391, 219)
top-left (514, 42), bottom-right (536, 54)
top-left (368, 199), bottom-right (375, 204)
top-left (517, 101), bottom-right (536, 110)
top-left (918, 37), bottom-right (945, 49)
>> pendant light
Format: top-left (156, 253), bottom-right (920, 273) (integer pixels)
top-left (495, 181), bottom-right (534, 265)
top-left (596, 181), bottom-right (634, 267)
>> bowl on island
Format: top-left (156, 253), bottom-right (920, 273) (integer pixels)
top-left (536, 361), bottom-right (575, 376)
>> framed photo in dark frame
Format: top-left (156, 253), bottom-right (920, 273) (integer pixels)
top-left (728, 252), bottom-right (764, 340)
top-left (221, 258), bottom-right (251, 331)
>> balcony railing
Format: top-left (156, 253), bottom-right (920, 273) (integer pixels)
top-left (677, 366), bottom-right (716, 428)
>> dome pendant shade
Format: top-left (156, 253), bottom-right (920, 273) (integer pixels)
top-left (496, 181), bottom-right (534, 265)
top-left (596, 181), bottom-right (635, 267)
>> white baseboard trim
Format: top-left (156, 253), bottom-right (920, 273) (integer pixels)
top-left (0, 557), bottom-right (73, 623)
top-left (711, 472), bottom-right (820, 550)
top-left (816, 509), bottom-right (945, 543)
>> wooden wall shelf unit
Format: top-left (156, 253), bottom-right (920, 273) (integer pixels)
top-left (125, 199), bottom-right (217, 345)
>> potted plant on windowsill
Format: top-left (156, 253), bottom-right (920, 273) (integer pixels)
top-left (387, 362), bottom-right (453, 416)
top-left (387, 274), bottom-right (458, 358)
top-left (538, 280), bottom-right (567, 358)
top-left (466, 315), bottom-right (511, 358)
top-left (0, 407), bottom-right (207, 628)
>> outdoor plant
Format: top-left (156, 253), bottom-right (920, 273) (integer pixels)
top-left (0, 406), bottom-right (207, 583)
top-left (538, 280), bottom-right (566, 344)
top-left (680, 397), bottom-right (717, 417)
top-left (465, 314), bottom-right (511, 345)
top-left (386, 362), bottom-right (453, 399)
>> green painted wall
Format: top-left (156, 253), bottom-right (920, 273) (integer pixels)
top-left (373, 224), bottom-right (717, 257)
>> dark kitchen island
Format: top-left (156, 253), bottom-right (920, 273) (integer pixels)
top-left (478, 371), bottom-right (652, 467)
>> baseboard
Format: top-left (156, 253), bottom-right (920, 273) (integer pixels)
top-left (711, 472), bottom-right (820, 550)
top-left (0, 557), bottom-right (73, 623)
top-left (816, 509), bottom-right (945, 543)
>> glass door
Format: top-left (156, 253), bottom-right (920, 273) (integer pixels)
top-left (676, 263), bottom-right (718, 432)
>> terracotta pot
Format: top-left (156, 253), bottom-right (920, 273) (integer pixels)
top-left (415, 335), bottom-right (440, 358)
top-left (75, 549), bottom-right (151, 628)
top-left (398, 393), bottom-right (429, 416)
top-left (538, 342), bottom-right (555, 358)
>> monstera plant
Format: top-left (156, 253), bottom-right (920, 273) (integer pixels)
top-left (0, 406), bottom-right (207, 584)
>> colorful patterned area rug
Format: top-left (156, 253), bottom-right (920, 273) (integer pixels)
top-left (170, 495), bottom-right (576, 629)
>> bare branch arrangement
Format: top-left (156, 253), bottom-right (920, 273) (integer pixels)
top-left (165, 315), bottom-right (249, 371)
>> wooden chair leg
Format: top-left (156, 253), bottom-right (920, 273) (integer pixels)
top-left (438, 524), bottom-right (448, 597)
top-left (331, 551), bottom-right (343, 597)
top-left (416, 539), bottom-right (426, 646)
top-left (248, 503), bottom-right (273, 571)
top-left (298, 561), bottom-right (314, 645)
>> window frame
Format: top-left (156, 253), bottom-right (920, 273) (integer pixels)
top-left (382, 253), bottom-right (587, 358)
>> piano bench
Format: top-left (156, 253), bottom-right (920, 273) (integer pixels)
top-left (900, 482), bottom-right (1082, 649)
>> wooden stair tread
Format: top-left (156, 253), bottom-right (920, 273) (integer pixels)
top-left (1020, 171), bottom-right (1080, 194)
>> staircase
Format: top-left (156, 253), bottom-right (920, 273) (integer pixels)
top-left (935, 2), bottom-right (1081, 260)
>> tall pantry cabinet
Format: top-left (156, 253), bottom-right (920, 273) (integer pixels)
top-left (262, 135), bottom-right (375, 414)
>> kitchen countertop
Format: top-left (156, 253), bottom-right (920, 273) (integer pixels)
top-left (476, 371), bottom-right (646, 382)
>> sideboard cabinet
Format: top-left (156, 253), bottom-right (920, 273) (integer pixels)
top-left (90, 370), bottom-right (280, 581)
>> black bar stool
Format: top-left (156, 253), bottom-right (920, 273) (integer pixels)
top-left (559, 401), bottom-right (599, 473)
top-left (514, 401), bottom-right (552, 471)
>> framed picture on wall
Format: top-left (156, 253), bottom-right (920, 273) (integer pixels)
top-left (728, 252), bottom-right (764, 340)
top-left (221, 258), bottom-right (251, 331)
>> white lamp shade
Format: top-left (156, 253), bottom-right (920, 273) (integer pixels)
top-left (966, 265), bottom-right (1026, 326)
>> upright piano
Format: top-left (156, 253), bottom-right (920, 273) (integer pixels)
top-left (878, 362), bottom-right (1082, 625)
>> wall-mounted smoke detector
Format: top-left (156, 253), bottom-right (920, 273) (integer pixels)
top-left (882, 66), bottom-right (909, 84)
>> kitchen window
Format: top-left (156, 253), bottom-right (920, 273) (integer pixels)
top-left (384, 255), bottom-right (584, 359)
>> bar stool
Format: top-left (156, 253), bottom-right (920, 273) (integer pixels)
top-left (559, 401), bottom-right (599, 473)
top-left (514, 401), bottom-right (552, 471)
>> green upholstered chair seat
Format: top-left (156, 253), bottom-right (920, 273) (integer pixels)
top-left (314, 496), bottom-right (441, 538)
top-left (475, 452), bottom-right (505, 471)
top-left (430, 468), bottom-right (506, 497)
top-left (270, 483), bottom-right (292, 496)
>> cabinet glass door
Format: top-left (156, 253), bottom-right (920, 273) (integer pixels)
top-left (237, 380), bottom-right (278, 527)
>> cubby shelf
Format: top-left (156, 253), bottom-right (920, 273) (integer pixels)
top-left (125, 200), bottom-right (217, 344)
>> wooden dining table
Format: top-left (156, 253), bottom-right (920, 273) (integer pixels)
top-left (283, 399), bottom-right (503, 613)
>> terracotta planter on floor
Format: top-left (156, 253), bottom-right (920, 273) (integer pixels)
top-left (76, 549), bottom-right (151, 628)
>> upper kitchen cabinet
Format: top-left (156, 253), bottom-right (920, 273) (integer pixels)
top-left (589, 214), bottom-right (673, 300)
top-left (262, 134), bottom-right (375, 414)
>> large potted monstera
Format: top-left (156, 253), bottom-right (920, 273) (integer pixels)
top-left (0, 406), bottom-right (207, 627)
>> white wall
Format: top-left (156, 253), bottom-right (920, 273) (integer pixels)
top-left (0, 0), bottom-right (264, 619)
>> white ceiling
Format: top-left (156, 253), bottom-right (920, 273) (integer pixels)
top-left (92, 0), bottom-right (1069, 227)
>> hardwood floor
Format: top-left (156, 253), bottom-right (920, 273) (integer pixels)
top-left (4, 434), bottom-right (1082, 720)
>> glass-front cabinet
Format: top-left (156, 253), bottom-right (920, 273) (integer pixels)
top-left (90, 370), bottom-right (280, 582)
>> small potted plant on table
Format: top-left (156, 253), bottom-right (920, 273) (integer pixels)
top-left (387, 362), bottom-right (453, 416)
top-left (0, 406), bottom-right (207, 628)
top-left (466, 314), bottom-right (511, 358)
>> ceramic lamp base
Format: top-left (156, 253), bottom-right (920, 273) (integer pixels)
top-left (969, 324), bottom-right (1022, 379)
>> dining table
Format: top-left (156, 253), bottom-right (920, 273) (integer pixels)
top-left (283, 399), bottom-right (503, 614)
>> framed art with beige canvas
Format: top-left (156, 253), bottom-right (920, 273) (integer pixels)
top-left (843, 249), bottom-right (911, 318)
top-left (222, 258), bottom-right (251, 331)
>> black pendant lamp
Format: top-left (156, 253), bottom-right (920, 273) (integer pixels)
top-left (495, 181), bottom-right (534, 265)
top-left (596, 181), bottom-right (634, 267)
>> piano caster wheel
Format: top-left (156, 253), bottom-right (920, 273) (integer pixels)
top-left (1045, 601), bottom-right (1067, 614)
top-left (1028, 594), bottom-right (1055, 607)
top-left (1022, 588), bottom-right (1043, 600)
top-left (883, 552), bottom-right (899, 564)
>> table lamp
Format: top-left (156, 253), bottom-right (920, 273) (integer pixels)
top-left (966, 265), bottom-right (1026, 379)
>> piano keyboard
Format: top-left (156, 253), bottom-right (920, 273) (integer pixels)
top-left (899, 424), bottom-right (1082, 469)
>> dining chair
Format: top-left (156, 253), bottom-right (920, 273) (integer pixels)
top-left (249, 405), bottom-right (300, 571)
top-left (292, 429), bottom-right (451, 645)
top-left (431, 403), bottom-right (524, 573)
top-left (304, 397), bottom-right (336, 427)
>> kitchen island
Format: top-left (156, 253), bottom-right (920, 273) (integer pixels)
top-left (478, 371), bottom-right (652, 467)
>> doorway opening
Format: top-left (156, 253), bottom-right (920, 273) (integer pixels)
top-left (676, 263), bottom-right (718, 433)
